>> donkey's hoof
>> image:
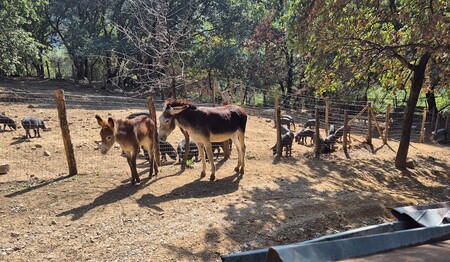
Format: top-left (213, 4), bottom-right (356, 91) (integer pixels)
top-left (200, 171), bottom-right (206, 178)
top-left (210, 174), bottom-right (216, 181)
top-left (240, 168), bottom-right (245, 175)
top-left (234, 166), bottom-right (240, 173)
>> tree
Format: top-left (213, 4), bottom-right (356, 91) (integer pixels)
top-left (118, 0), bottom-right (214, 98)
top-left (288, 0), bottom-right (450, 168)
top-left (45, 0), bottom-right (128, 81)
top-left (0, 0), bottom-right (47, 75)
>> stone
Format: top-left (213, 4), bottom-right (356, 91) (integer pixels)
top-left (0, 164), bottom-right (10, 174)
top-left (44, 151), bottom-right (51, 156)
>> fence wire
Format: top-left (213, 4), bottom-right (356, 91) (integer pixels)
top-left (1, 90), bottom-right (447, 180)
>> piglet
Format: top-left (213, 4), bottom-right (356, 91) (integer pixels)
top-left (22, 116), bottom-right (46, 138)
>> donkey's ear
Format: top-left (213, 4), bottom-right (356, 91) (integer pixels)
top-left (95, 115), bottom-right (105, 127)
top-left (107, 117), bottom-right (115, 128)
top-left (169, 105), bottom-right (189, 115)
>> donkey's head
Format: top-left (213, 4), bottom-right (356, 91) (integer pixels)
top-left (95, 115), bottom-right (116, 154)
top-left (158, 100), bottom-right (189, 141)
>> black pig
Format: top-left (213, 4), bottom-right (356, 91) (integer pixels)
top-left (0, 114), bottom-right (17, 130)
top-left (177, 139), bottom-right (199, 162)
top-left (21, 116), bottom-right (46, 138)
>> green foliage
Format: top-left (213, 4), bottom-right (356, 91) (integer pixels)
top-left (288, 0), bottom-right (450, 97)
top-left (0, 0), bottom-right (47, 74)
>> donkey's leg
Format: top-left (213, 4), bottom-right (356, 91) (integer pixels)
top-left (238, 130), bottom-right (246, 174)
top-left (149, 141), bottom-right (159, 178)
top-left (230, 133), bottom-right (242, 173)
top-left (196, 142), bottom-right (206, 178)
top-left (144, 144), bottom-right (154, 179)
top-left (129, 149), bottom-right (140, 185)
top-left (203, 142), bottom-right (216, 181)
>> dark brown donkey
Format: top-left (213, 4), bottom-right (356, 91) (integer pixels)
top-left (159, 99), bottom-right (247, 181)
top-left (95, 114), bottom-right (158, 185)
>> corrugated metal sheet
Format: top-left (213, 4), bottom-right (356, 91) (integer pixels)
top-left (392, 201), bottom-right (450, 227)
top-left (221, 201), bottom-right (450, 262)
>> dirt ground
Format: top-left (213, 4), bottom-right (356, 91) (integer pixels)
top-left (0, 78), bottom-right (449, 261)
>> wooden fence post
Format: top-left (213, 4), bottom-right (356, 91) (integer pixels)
top-left (146, 97), bottom-right (160, 166)
top-left (366, 102), bottom-right (372, 145)
top-left (314, 107), bottom-right (321, 157)
top-left (343, 110), bottom-right (349, 158)
top-left (420, 106), bottom-right (427, 143)
top-left (384, 104), bottom-right (391, 144)
top-left (325, 97), bottom-right (329, 136)
top-left (369, 106), bottom-right (384, 140)
top-left (55, 89), bottom-right (77, 176)
top-left (275, 91), bottom-right (282, 157)
top-left (348, 105), bottom-right (368, 125)
top-left (223, 140), bottom-right (231, 160)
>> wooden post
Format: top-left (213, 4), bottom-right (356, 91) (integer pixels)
top-left (239, 81), bottom-right (244, 105)
top-left (384, 104), bottom-right (391, 144)
top-left (369, 107), bottom-right (384, 140)
top-left (420, 106), bottom-right (427, 143)
top-left (325, 97), bottom-right (329, 136)
top-left (146, 97), bottom-right (161, 166)
top-left (275, 91), bottom-right (282, 157)
top-left (348, 105), bottom-right (368, 125)
top-left (223, 140), bottom-right (231, 160)
top-left (343, 110), bottom-right (349, 158)
top-left (366, 102), bottom-right (372, 145)
top-left (55, 89), bottom-right (77, 176)
top-left (314, 107), bottom-right (321, 157)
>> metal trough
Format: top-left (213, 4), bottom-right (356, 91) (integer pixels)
top-left (221, 201), bottom-right (450, 262)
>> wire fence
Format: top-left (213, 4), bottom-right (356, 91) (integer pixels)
top-left (0, 89), bottom-right (448, 180)
top-left (185, 84), bottom-right (448, 143)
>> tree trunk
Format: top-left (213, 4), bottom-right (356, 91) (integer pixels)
top-left (285, 50), bottom-right (294, 94)
top-left (395, 52), bottom-right (431, 168)
top-left (426, 86), bottom-right (438, 138)
top-left (73, 58), bottom-right (86, 80)
top-left (84, 58), bottom-right (89, 81)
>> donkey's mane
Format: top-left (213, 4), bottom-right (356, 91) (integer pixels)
top-left (164, 99), bottom-right (198, 109)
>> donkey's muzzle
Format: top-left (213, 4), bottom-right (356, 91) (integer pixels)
top-left (158, 133), bottom-right (167, 142)
top-left (99, 144), bottom-right (109, 155)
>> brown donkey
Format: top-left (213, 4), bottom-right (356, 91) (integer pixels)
top-left (95, 114), bottom-right (159, 185)
top-left (158, 99), bottom-right (247, 181)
